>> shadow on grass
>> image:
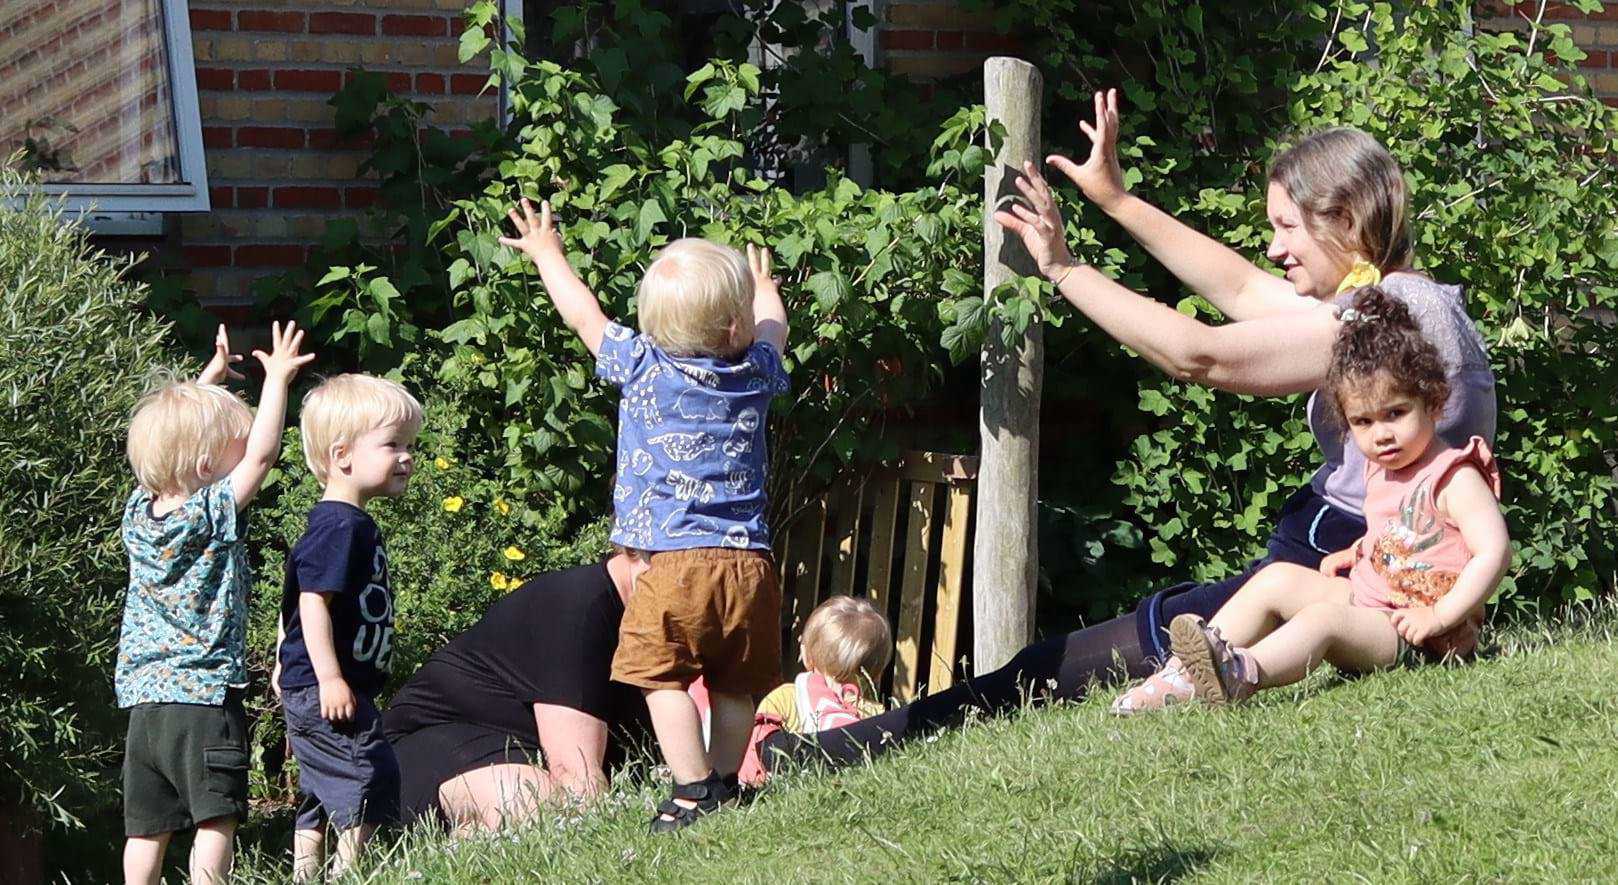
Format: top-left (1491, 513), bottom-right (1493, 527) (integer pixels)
top-left (1082, 844), bottom-right (1218, 884)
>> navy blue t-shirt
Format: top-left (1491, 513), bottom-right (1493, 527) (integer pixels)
top-left (278, 501), bottom-right (395, 698)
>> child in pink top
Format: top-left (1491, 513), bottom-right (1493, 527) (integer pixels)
top-left (1113, 286), bottom-right (1509, 711)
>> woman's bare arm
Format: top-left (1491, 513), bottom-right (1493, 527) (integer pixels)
top-left (1053, 264), bottom-right (1340, 395)
top-left (532, 703), bottom-right (610, 801)
top-left (1047, 88), bottom-right (1307, 321)
top-left (996, 161), bottom-right (1341, 396)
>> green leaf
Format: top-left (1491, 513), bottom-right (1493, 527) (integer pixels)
top-left (634, 199), bottom-right (666, 243)
top-left (805, 271), bottom-right (850, 311)
top-left (598, 164), bottom-right (635, 201)
top-left (365, 312), bottom-right (391, 347)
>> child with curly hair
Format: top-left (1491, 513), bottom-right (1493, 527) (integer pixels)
top-left (1113, 286), bottom-right (1509, 711)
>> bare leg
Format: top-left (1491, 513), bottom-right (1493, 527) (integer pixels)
top-left (1248, 602), bottom-right (1401, 688)
top-left (291, 827), bottom-right (324, 883)
top-left (123, 833), bottom-right (171, 885)
top-left (705, 691), bottom-right (755, 779)
top-left (189, 816), bottom-right (236, 885)
top-left (437, 764), bottom-right (557, 835)
top-left (1208, 563), bottom-right (1352, 647)
top-left (644, 688), bottom-right (710, 786)
top-left (330, 823), bottom-right (375, 879)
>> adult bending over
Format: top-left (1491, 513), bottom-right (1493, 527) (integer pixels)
top-left (763, 89), bottom-right (1497, 770)
top-left (383, 553), bottom-right (653, 832)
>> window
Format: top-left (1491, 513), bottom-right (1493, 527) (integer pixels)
top-left (1, 0), bottom-right (210, 227)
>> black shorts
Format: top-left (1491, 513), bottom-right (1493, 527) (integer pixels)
top-left (122, 691), bottom-right (249, 837)
top-left (389, 721), bottom-right (542, 828)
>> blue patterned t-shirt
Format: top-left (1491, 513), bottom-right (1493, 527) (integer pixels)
top-left (596, 322), bottom-right (790, 551)
top-left (115, 479), bottom-right (250, 707)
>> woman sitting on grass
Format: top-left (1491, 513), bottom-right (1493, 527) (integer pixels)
top-left (758, 89), bottom-right (1498, 774)
top-left (1115, 287), bottom-right (1509, 711)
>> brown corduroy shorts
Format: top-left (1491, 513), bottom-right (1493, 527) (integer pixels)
top-left (611, 547), bottom-right (782, 695)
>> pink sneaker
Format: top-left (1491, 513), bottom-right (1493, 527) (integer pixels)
top-left (1110, 656), bottom-right (1196, 715)
top-left (1169, 614), bottom-right (1258, 705)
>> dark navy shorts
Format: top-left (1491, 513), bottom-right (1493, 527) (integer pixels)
top-left (1135, 484), bottom-right (1366, 662)
top-left (282, 684), bottom-right (400, 831)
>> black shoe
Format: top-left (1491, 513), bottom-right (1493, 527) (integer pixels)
top-left (649, 770), bottom-right (733, 834)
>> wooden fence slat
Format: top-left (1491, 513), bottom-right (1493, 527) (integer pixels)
top-left (864, 478), bottom-right (902, 615)
top-left (928, 484), bottom-right (973, 693)
top-left (892, 482), bottom-right (936, 703)
top-left (826, 478), bottom-right (864, 602)
top-left (895, 450), bottom-right (981, 484)
top-left (781, 497), bottom-right (827, 675)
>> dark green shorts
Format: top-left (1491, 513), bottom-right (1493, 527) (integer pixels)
top-left (122, 690), bottom-right (249, 837)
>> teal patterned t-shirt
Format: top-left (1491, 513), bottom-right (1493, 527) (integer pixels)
top-left (115, 479), bottom-right (251, 707)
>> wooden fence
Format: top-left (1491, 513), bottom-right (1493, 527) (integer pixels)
top-left (775, 451), bottom-right (978, 704)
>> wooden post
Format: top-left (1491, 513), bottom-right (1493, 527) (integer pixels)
top-left (973, 57), bottom-right (1043, 672)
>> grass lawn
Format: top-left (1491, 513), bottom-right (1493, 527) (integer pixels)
top-left (232, 614), bottom-right (1618, 883)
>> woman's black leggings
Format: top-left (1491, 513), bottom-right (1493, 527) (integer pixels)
top-left (762, 612), bottom-right (1153, 769)
top-left (762, 486), bottom-right (1364, 772)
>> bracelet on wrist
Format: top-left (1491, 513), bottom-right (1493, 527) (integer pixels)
top-left (1050, 260), bottom-right (1082, 287)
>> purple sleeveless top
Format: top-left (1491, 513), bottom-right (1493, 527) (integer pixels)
top-left (1306, 272), bottom-right (1497, 517)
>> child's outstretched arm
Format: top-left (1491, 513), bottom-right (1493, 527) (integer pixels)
top-left (1390, 466), bottom-right (1510, 645)
top-left (229, 320), bottom-right (316, 512)
top-left (499, 197), bottom-right (610, 355)
top-left (748, 244), bottom-right (788, 352)
top-left (197, 323), bottom-right (246, 385)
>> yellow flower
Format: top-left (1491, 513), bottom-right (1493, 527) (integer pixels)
top-left (503, 545), bottom-right (526, 562)
top-left (442, 496), bottom-right (464, 513)
top-left (495, 498), bottom-right (511, 516)
top-left (435, 457), bottom-right (451, 470)
top-left (489, 571), bottom-right (509, 590)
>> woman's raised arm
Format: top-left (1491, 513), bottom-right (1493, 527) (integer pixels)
top-left (995, 162), bottom-right (1339, 396)
top-left (1052, 89), bottom-right (1307, 322)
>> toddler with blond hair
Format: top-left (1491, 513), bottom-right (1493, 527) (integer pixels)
top-left (501, 197), bottom-right (789, 832)
top-left (758, 596), bottom-right (893, 733)
top-left (117, 322), bottom-right (312, 885)
top-left (275, 373), bottom-right (422, 880)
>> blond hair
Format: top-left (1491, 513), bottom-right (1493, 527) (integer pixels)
top-left (1268, 127), bottom-right (1413, 275)
top-left (301, 374), bottom-right (423, 483)
top-left (636, 238), bottom-right (753, 357)
top-left (127, 381), bottom-right (253, 496)
top-left (801, 596), bottom-right (893, 690)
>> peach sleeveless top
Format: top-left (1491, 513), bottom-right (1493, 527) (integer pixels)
top-left (1350, 437), bottom-right (1501, 620)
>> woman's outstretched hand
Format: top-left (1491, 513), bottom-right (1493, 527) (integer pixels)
top-left (1047, 88), bottom-right (1127, 213)
top-left (992, 161), bottom-right (1077, 281)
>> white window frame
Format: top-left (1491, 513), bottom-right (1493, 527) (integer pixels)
top-left (33, 0), bottom-right (211, 230)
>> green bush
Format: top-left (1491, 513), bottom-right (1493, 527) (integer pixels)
top-left (277, 31), bottom-right (983, 529)
top-left (0, 171), bottom-right (183, 825)
top-left (1060, 2), bottom-right (1618, 612)
top-left (187, 1), bottom-right (1618, 627)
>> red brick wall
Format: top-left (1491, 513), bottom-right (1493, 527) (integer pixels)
top-left (182, 0), bottom-right (494, 304)
top-left (878, 1), bottom-right (1019, 80)
top-left (1480, 2), bottom-right (1618, 103)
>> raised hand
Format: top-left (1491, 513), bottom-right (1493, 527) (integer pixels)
top-left (1047, 88), bottom-right (1128, 213)
top-left (991, 160), bottom-right (1078, 280)
top-left (198, 323), bottom-right (246, 385)
top-left (498, 197), bottom-right (563, 264)
top-left (747, 243), bottom-right (779, 301)
top-left (252, 320), bottom-right (316, 382)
